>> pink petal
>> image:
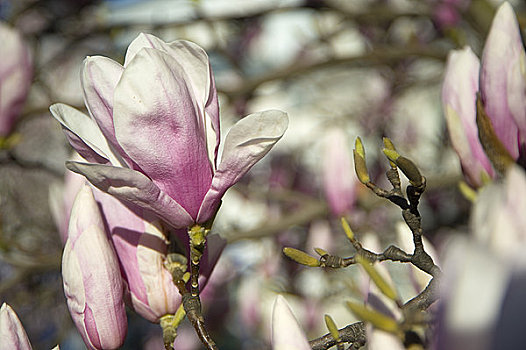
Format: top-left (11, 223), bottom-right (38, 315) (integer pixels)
top-left (63, 185), bottom-right (127, 349)
top-left (66, 161), bottom-right (194, 229)
top-left (323, 129), bottom-right (357, 215)
top-left (124, 34), bottom-right (220, 165)
top-left (442, 47), bottom-right (494, 186)
top-left (50, 103), bottom-right (123, 166)
top-left (81, 57), bottom-right (138, 165)
top-left (113, 48), bottom-right (213, 219)
top-left (0, 303), bottom-right (32, 350)
top-left (81, 56), bottom-right (123, 142)
top-left (197, 110), bottom-right (288, 223)
top-left (136, 222), bottom-right (182, 319)
top-left (197, 233), bottom-right (227, 294)
top-left (91, 188), bottom-right (151, 318)
top-left (507, 53), bottom-right (526, 141)
top-left (480, 2), bottom-right (523, 159)
top-left (93, 188), bottom-right (225, 322)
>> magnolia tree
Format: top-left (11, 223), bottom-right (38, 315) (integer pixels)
top-left (1, 0), bottom-right (526, 349)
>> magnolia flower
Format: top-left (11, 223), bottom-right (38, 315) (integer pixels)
top-left (436, 166), bottom-right (526, 350)
top-left (50, 33), bottom-right (288, 229)
top-left (479, 2), bottom-right (526, 158)
top-left (0, 22), bottom-right (32, 137)
top-left (0, 303), bottom-right (32, 350)
top-left (52, 158), bottom-right (224, 324)
top-left (442, 2), bottom-right (526, 186)
top-left (271, 295), bottom-right (311, 350)
top-left (62, 185), bottom-right (127, 350)
top-left (442, 47), bottom-right (493, 186)
top-left (92, 187), bottom-right (225, 322)
top-left (323, 129), bottom-right (357, 216)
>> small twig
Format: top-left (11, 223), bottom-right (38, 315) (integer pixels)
top-left (309, 322), bottom-right (366, 350)
top-left (165, 227), bottom-right (217, 350)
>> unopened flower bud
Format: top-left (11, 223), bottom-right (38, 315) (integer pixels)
top-left (62, 185), bottom-right (127, 350)
top-left (0, 303), bottom-right (32, 350)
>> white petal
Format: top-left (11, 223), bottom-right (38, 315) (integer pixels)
top-left (271, 295), bottom-right (311, 350)
top-left (66, 161), bottom-right (194, 229)
top-left (197, 110), bottom-right (288, 222)
top-left (50, 103), bottom-right (125, 167)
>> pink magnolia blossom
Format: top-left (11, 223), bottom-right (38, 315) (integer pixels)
top-left (92, 187), bottom-right (225, 322)
top-left (271, 295), bottom-right (311, 350)
top-left (442, 2), bottom-right (526, 185)
top-left (323, 129), bottom-right (357, 216)
top-left (480, 2), bottom-right (526, 159)
top-left (62, 185), bottom-right (127, 350)
top-left (0, 22), bottom-right (32, 137)
top-left (442, 47), bottom-right (493, 186)
top-left (0, 303), bottom-right (32, 350)
top-left (52, 161), bottom-right (225, 324)
top-left (50, 33), bottom-right (288, 229)
top-left (432, 0), bottom-right (470, 29)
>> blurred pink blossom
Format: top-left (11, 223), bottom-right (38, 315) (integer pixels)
top-left (442, 2), bottom-right (525, 185)
top-left (0, 22), bottom-right (32, 137)
top-left (323, 129), bottom-right (357, 216)
top-left (432, 0), bottom-right (470, 29)
top-left (480, 2), bottom-right (526, 160)
top-left (442, 47), bottom-right (493, 186)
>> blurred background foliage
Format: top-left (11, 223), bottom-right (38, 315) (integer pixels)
top-left (0, 0), bottom-right (525, 349)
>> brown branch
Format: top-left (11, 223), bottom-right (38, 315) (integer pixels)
top-left (219, 45), bottom-right (447, 99)
top-left (309, 322), bottom-right (366, 350)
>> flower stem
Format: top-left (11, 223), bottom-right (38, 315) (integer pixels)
top-left (165, 225), bottom-right (217, 350)
top-left (187, 225), bottom-right (217, 350)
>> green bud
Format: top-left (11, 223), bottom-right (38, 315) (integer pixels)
top-left (353, 150), bottom-right (370, 184)
top-left (395, 156), bottom-right (423, 187)
top-left (346, 301), bottom-right (399, 334)
top-left (382, 148), bottom-right (400, 162)
top-left (324, 314), bottom-right (340, 341)
top-left (341, 217), bottom-right (355, 241)
top-left (458, 181), bottom-right (477, 203)
top-left (355, 137), bottom-right (365, 158)
top-left (383, 149), bottom-right (422, 186)
top-left (182, 272), bottom-right (191, 283)
top-left (283, 247), bottom-right (321, 267)
top-left (383, 138), bottom-right (398, 168)
top-left (314, 247), bottom-right (329, 256)
top-left (356, 255), bottom-right (398, 301)
top-left (383, 137), bottom-right (396, 151)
